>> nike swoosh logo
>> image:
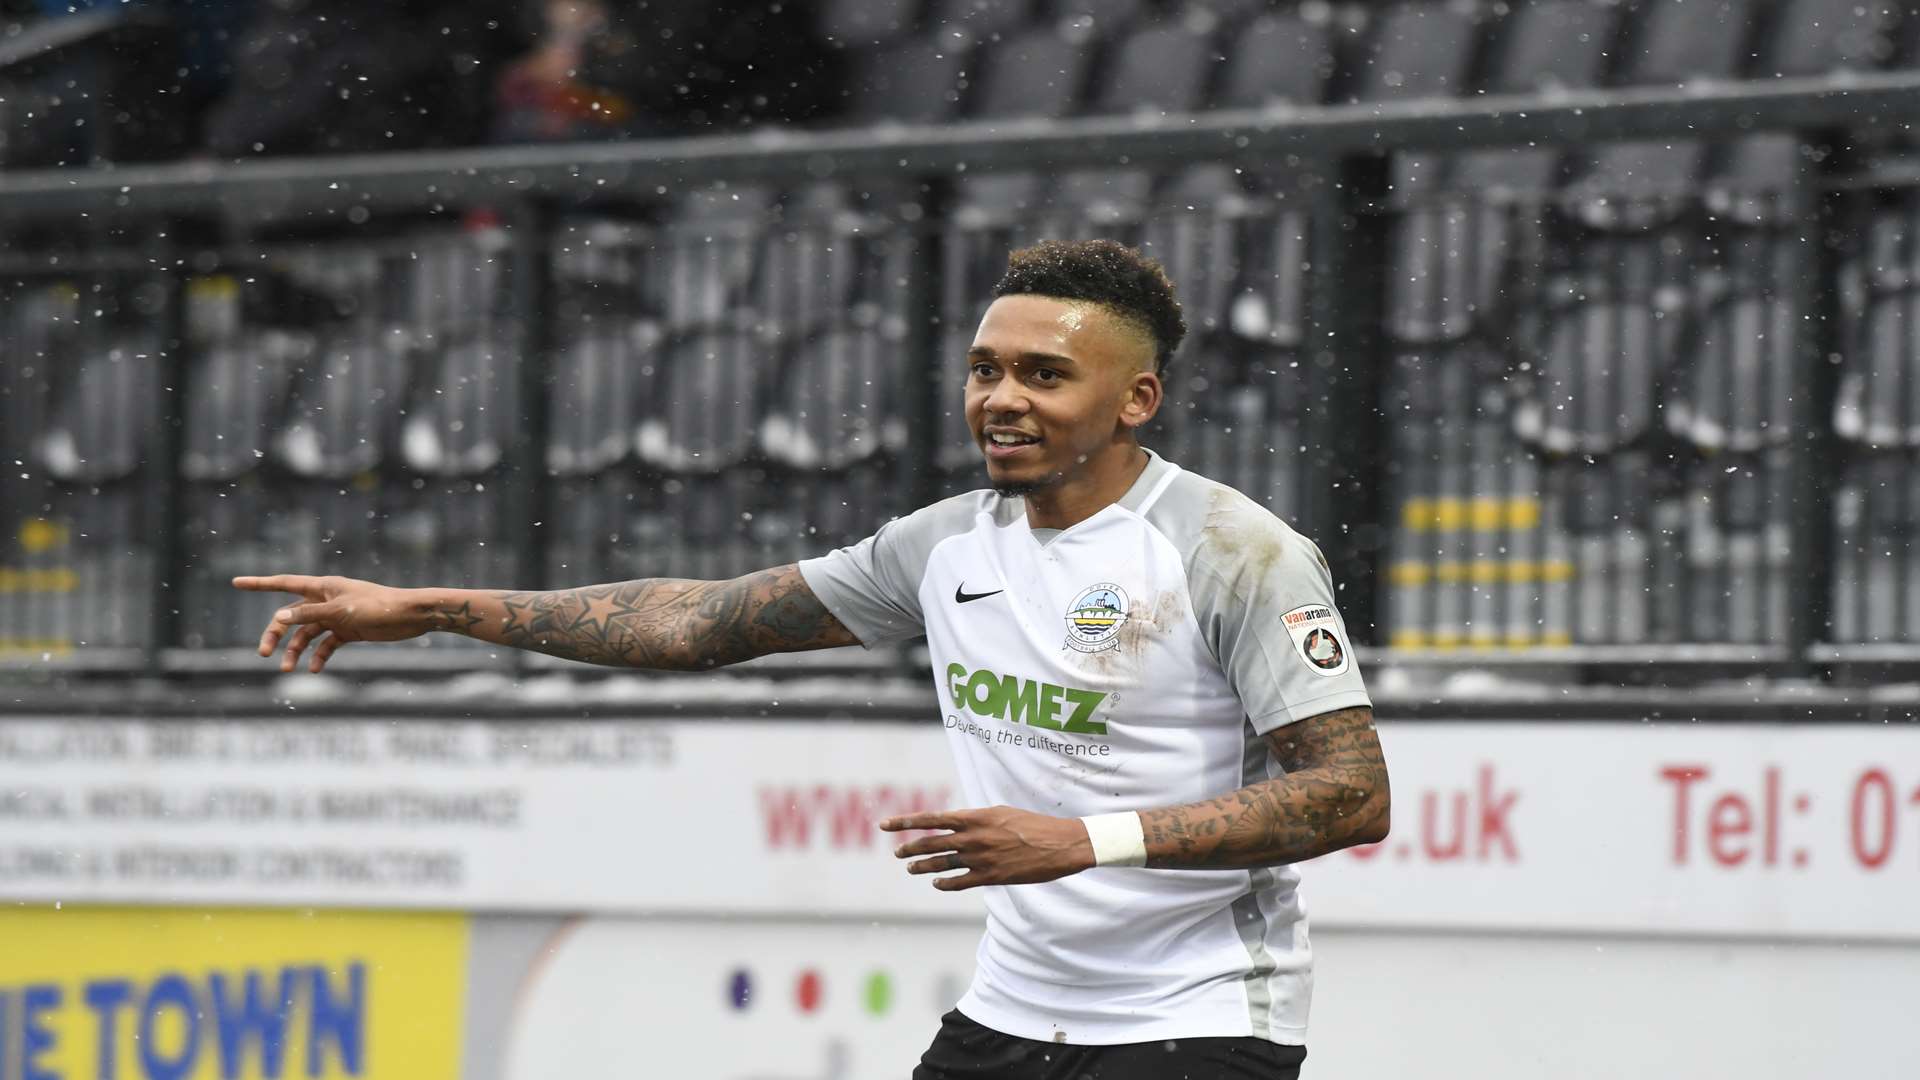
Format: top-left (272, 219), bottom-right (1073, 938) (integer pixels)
top-left (954, 584), bottom-right (1004, 604)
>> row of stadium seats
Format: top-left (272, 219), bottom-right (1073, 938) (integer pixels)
top-left (0, 180), bottom-right (1908, 657)
top-left (510, 0), bottom-right (1894, 279)
top-left (3, 2), bottom-right (1911, 664)
top-left (0, 0), bottom-right (1888, 171)
top-left (811, 0), bottom-right (1899, 217)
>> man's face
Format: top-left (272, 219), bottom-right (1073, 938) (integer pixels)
top-left (964, 295), bottom-right (1160, 496)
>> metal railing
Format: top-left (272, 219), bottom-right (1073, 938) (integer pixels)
top-left (5, 72), bottom-right (1920, 677)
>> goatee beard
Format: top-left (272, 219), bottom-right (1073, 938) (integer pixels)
top-left (993, 478), bottom-right (1052, 498)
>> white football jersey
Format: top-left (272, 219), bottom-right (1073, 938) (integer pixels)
top-left (799, 450), bottom-right (1371, 1046)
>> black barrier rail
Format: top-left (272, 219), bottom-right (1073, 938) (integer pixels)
top-left (3, 71), bottom-right (1920, 218)
top-left (5, 75), bottom-right (1920, 680)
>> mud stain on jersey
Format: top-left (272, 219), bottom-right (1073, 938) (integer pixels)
top-left (1073, 588), bottom-right (1184, 678)
top-left (1202, 488), bottom-right (1292, 582)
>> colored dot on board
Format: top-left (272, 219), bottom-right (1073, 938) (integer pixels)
top-left (796, 969), bottom-right (823, 1014)
top-left (728, 969), bottom-right (752, 1011)
top-left (864, 971), bottom-right (893, 1016)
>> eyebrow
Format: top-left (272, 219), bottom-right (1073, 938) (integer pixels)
top-left (966, 346), bottom-right (1078, 368)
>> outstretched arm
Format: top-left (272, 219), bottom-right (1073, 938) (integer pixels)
top-left (880, 706), bottom-right (1390, 890)
top-left (234, 565), bottom-right (860, 673)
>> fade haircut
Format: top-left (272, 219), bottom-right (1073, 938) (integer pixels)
top-left (991, 239), bottom-right (1187, 373)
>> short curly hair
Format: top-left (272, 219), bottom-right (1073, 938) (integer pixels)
top-left (992, 239), bottom-right (1187, 372)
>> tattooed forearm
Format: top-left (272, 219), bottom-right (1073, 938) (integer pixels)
top-left (1137, 706), bottom-right (1390, 869)
top-left (422, 601), bottom-right (484, 635)
top-left (415, 565), bottom-right (860, 669)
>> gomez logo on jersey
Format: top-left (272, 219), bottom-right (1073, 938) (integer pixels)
top-left (1064, 583), bottom-right (1130, 653)
top-left (1280, 603), bottom-right (1351, 676)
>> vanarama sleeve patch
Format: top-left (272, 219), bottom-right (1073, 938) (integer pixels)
top-left (1281, 603), bottom-right (1350, 676)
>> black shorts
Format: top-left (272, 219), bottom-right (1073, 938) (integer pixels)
top-left (912, 1009), bottom-right (1308, 1080)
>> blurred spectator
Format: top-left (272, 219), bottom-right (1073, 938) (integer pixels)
top-left (493, 0), bottom-right (636, 142)
top-left (493, 0), bottom-right (844, 143)
top-left (201, 0), bottom-right (524, 158)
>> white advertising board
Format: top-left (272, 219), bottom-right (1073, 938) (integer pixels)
top-left (0, 718), bottom-right (1915, 939)
top-left (502, 917), bottom-right (983, 1080)
top-left (487, 916), bottom-right (1920, 1080)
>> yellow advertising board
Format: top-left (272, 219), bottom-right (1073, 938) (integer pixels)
top-left (0, 907), bottom-right (466, 1080)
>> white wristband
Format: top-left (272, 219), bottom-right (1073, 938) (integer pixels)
top-left (1081, 811), bottom-right (1148, 868)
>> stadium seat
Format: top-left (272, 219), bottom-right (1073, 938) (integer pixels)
top-left (1382, 343), bottom-right (1576, 649)
top-left (1184, 0), bottom-right (1276, 26)
top-left (398, 228), bottom-right (511, 348)
top-left (1706, 0), bottom-right (1893, 220)
top-left (820, 0), bottom-right (924, 49)
top-left (1830, 199), bottom-right (1920, 641)
top-left (181, 339), bottom-right (307, 484)
top-left (246, 246), bottom-right (426, 597)
top-left (1155, 10), bottom-right (1333, 348)
top-left (1840, 280), bottom-right (1920, 448)
top-left (176, 310), bottom-right (318, 649)
top-left (1343, 0), bottom-right (1482, 200)
top-left (1385, 198), bottom-right (1543, 347)
top-left (636, 469), bottom-right (782, 581)
top-left (402, 335), bottom-right (519, 477)
top-left (1666, 231), bottom-right (1799, 454)
top-left (1683, 451), bottom-right (1792, 643)
top-left (381, 236), bottom-right (526, 598)
top-left (757, 197), bottom-right (917, 335)
top-left (1515, 289), bottom-right (1674, 457)
top-left (1151, 335), bottom-right (1232, 469)
top-left (1449, 0), bottom-right (1619, 195)
top-left (934, 293), bottom-right (990, 479)
top-left (1565, 0), bottom-right (1758, 227)
top-left (1054, 16), bottom-right (1219, 220)
top-left (952, 23), bottom-right (1094, 222)
top-left (1544, 449), bottom-right (1666, 644)
top-left (547, 321), bottom-right (662, 479)
top-left (1047, 0), bottom-right (1152, 39)
top-left (1365, 1), bottom-right (1494, 345)
top-left (36, 327), bottom-right (160, 494)
top-left (1143, 165), bottom-right (1260, 339)
top-left (926, 0), bottom-right (1037, 44)
top-left (1081, 17), bottom-right (1217, 120)
top-left (840, 32), bottom-right (973, 126)
top-left (1829, 450), bottom-right (1920, 642)
top-left (1214, 9), bottom-right (1335, 115)
top-left (1151, 338), bottom-right (1307, 520)
top-left (657, 183), bottom-right (780, 331)
top-left (541, 314), bottom-right (663, 588)
top-left (1836, 206), bottom-right (1920, 449)
top-left (760, 325), bottom-right (909, 471)
top-left (273, 324), bottom-right (416, 481)
top-left (1381, 2), bottom-right (1616, 346)
top-left (1759, 0), bottom-right (1894, 78)
top-left (634, 327), bottom-right (780, 473)
top-left (1217, 209), bottom-right (1310, 350)
top-left (28, 290), bottom-right (163, 651)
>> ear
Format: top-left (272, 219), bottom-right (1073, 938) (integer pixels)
top-left (1118, 367), bottom-right (1163, 431)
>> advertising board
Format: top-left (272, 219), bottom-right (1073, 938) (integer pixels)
top-left (0, 907), bottom-right (466, 1080)
top-left (0, 718), bottom-right (1914, 939)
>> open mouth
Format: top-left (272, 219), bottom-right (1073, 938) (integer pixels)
top-left (984, 431), bottom-right (1042, 458)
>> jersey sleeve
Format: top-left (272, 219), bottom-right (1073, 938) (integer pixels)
top-left (797, 496), bottom-right (979, 648)
top-left (1188, 499), bottom-right (1373, 734)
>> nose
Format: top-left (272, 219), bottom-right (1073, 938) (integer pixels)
top-left (981, 374), bottom-right (1029, 418)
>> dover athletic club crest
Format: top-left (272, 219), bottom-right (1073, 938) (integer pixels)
top-left (1064, 583), bottom-right (1130, 653)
